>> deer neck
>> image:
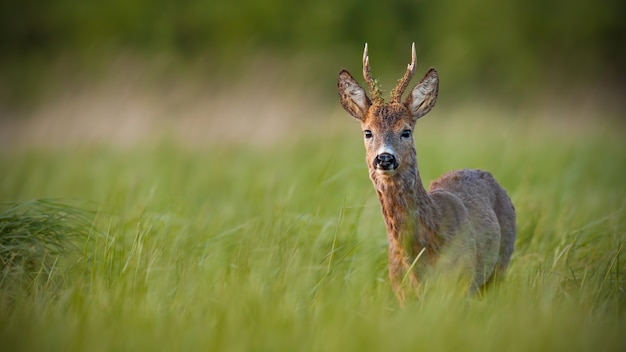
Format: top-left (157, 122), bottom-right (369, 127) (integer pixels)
top-left (370, 154), bottom-right (440, 260)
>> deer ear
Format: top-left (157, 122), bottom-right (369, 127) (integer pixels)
top-left (405, 68), bottom-right (439, 120)
top-left (338, 70), bottom-right (371, 121)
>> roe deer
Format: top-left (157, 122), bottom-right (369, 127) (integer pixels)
top-left (337, 43), bottom-right (516, 301)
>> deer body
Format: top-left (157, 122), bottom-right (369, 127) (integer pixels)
top-left (337, 44), bottom-right (516, 300)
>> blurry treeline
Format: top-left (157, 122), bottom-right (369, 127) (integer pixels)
top-left (1, 0), bottom-right (624, 106)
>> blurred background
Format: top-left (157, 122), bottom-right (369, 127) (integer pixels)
top-left (0, 0), bottom-right (624, 147)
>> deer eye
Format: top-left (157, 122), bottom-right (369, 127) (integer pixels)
top-left (401, 129), bottom-right (412, 139)
top-left (364, 130), bottom-right (373, 139)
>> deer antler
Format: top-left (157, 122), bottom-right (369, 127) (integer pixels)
top-left (362, 43), bottom-right (383, 104)
top-left (390, 42), bottom-right (417, 103)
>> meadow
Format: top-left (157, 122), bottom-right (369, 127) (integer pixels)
top-left (1, 101), bottom-right (625, 351)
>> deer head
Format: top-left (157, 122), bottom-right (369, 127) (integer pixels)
top-left (338, 43), bottom-right (439, 178)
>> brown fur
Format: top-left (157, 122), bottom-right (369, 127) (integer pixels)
top-left (337, 44), bottom-right (516, 302)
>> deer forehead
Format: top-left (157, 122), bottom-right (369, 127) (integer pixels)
top-left (363, 103), bottom-right (413, 131)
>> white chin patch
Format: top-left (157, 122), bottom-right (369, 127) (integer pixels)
top-left (376, 168), bottom-right (396, 176)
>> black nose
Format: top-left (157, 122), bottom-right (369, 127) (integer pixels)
top-left (374, 153), bottom-right (398, 170)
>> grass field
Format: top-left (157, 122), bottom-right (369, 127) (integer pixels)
top-left (1, 104), bottom-right (625, 351)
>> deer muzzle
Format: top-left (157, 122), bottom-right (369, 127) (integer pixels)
top-left (374, 153), bottom-right (398, 172)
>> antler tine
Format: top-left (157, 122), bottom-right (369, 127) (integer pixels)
top-left (390, 42), bottom-right (417, 102)
top-left (362, 43), bottom-right (383, 103)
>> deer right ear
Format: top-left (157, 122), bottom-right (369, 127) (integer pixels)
top-left (338, 70), bottom-right (371, 121)
top-left (405, 68), bottom-right (439, 121)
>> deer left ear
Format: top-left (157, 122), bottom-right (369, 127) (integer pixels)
top-left (338, 69), bottom-right (371, 121)
top-left (405, 68), bottom-right (439, 121)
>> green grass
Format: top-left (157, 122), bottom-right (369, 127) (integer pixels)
top-left (0, 111), bottom-right (625, 351)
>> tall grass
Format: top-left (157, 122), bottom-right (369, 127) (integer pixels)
top-left (0, 200), bottom-right (93, 307)
top-left (0, 110), bottom-right (624, 351)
